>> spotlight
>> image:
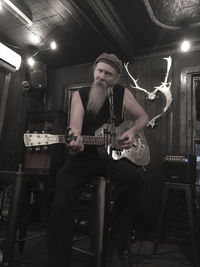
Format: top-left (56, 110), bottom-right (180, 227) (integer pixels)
top-left (180, 40), bottom-right (191, 52)
top-left (27, 57), bottom-right (35, 66)
top-left (50, 41), bottom-right (57, 50)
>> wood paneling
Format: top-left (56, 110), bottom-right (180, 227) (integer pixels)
top-left (0, 66), bottom-right (44, 171)
top-left (180, 66), bottom-right (200, 154)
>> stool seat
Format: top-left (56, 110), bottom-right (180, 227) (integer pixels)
top-left (155, 182), bottom-right (199, 266)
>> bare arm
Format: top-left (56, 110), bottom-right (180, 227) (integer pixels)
top-left (68, 91), bottom-right (85, 153)
top-left (119, 88), bottom-right (149, 148)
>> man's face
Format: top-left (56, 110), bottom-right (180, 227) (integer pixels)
top-left (93, 62), bottom-right (119, 88)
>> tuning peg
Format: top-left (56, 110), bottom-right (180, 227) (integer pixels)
top-left (26, 130), bottom-right (30, 133)
top-left (35, 147), bottom-right (41, 151)
top-left (42, 146), bottom-right (48, 151)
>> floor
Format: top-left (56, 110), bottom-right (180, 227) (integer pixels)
top-left (3, 229), bottom-right (198, 267)
top-left (0, 184), bottom-right (199, 267)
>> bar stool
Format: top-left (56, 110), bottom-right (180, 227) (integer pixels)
top-left (155, 182), bottom-right (199, 266)
top-left (0, 167), bottom-right (48, 267)
top-left (0, 167), bottom-right (24, 267)
top-left (72, 176), bottom-right (112, 267)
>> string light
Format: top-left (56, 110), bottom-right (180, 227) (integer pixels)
top-left (27, 40), bottom-right (58, 67)
top-left (180, 40), bottom-right (191, 52)
top-left (50, 41), bottom-right (57, 50)
top-left (27, 57), bottom-right (35, 66)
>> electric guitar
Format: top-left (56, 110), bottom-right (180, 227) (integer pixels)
top-left (24, 120), bottom-right (150, 166)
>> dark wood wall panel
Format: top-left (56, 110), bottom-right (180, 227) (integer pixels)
top-left (45, 63), bottom-right (94, 112)
top-left (0, 65), bottom-right (44, 171)
top-left (0, 69), bottom-right (27, 170)
top-left (180, 66), bottom-right (200, 155)
top-left (0, 72), bottom-right (5, 101)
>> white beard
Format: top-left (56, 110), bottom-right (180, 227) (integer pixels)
top-left (86, 81), bottom-right (108, 115)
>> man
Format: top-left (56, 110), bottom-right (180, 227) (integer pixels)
top-left (48, 53), bottom-right (149, 267)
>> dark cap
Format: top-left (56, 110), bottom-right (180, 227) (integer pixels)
top-left (94, 53), bottom-right (122, 73)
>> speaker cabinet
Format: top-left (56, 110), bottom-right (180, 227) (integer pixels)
top-left (30, 70), bottom-right (47, 89)
top-left (29, 62), bottom-right (47, 89)
top-left (24, 111), bottom-right (66, 177)
top-left (24, 151), bottom-right (51, 174)
top-left (162, 155), bottom-right (196, 184)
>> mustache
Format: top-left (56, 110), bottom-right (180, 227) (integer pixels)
top-left (95, 78), bottom-right (106, 86)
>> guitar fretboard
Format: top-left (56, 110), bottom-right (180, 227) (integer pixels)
top-left (58, 135), bottom-right (105, 145)
top-left (82, 136), bottom-right (105, 145)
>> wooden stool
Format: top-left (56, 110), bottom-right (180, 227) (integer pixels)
top-left (155, 182), bottom-right (199, 266)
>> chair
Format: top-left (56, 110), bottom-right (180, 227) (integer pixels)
top-left (155, 182), bottom-right (199, 267)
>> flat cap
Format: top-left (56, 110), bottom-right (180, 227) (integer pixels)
top-left (94, 53), bottom-right (122, 73)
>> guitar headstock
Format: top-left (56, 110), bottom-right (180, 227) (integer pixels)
top-left (24, 132), bottom-right (59, 147)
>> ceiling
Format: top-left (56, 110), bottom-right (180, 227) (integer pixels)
top-left (0, 0), bottom-right (200, 69)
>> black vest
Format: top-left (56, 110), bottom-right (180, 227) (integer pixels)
top-left (79, 84), bottom-right (125, 136)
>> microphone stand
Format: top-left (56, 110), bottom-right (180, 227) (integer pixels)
top-left (101, 86), bottom-right (116, 267)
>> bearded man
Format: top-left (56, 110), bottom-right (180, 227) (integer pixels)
top-left (47, 53), bottom-right (149, 267)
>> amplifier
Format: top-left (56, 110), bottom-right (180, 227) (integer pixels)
top-left (24, 111), bottom-right (66, 178)
top-left (161, 154), bottom-right (196, 184)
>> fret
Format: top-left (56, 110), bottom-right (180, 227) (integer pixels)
top-left (82, 136), bottom-right (104, 145)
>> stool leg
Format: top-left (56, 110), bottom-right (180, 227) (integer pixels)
top-left (95, 177), bottom-right (106, 267)
top-left (2, 171), bottom-right (24, 267)
top-left (101, 179), bottom-right (113, 267)
top-left (154, 185), bottom-right (169, 251)
top-left (185, 185), bottom-right (199, 267)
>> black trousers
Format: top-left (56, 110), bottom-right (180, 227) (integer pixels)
top-left (47, 148), bottom-right (144, 267)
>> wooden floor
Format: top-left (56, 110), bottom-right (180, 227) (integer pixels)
top-left (8, 231), bottom-right (198, 267)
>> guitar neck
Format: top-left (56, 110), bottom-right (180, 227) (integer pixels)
top-left (82, 135), bottom-right (105, 145)
top-left (59, 135), bottom-right (105, 145)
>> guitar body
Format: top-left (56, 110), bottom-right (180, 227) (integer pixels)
top-left (24, 120), bottom-right (150, 166)
top-left (95, 120), bottom-right (150, 166)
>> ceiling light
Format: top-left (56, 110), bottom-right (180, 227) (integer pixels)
top-left (1, 0), bottom-right (32, 26)
top-left (30, 34), bottom-right (40, 45)
top-left (27, 57), bottom-right (35, 66)
top-left (50, 41), bottom-right (57, 50)
top-left (180, 40), bottom-right (191, 52)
